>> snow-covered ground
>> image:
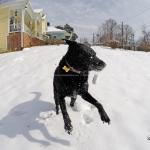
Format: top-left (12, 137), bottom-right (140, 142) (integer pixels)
top-left (0, 45), bottom-right (150, 150)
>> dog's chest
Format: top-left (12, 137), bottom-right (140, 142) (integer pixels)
top-left (65, 79), bottom-right (88, 97)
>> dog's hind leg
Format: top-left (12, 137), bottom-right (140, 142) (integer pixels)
top-left (80, 91), bottom-right (110, 124)
top-left (59, 96), bottom-right (73, 134)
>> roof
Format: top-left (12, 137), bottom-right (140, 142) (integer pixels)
top-left (47, 26), bottom-right (65, 33)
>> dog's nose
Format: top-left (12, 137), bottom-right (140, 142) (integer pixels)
top-left (102, 61), bottom-right (106, 68)
top-left (97, 60), bottom-right (106, 71)
top-left (99, 60), bottom-right (106, 68)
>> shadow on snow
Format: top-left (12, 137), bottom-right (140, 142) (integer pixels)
top-left (0, 92), bottom-right (70, 146)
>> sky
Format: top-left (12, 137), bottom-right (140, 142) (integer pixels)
top-left (30, 0), bottom-right (150, 41)
top-left (1, 0), bottom-right (150, 40)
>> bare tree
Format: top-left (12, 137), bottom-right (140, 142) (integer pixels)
top-left (137, 25), bottom-right (150, 51)
top-left (80, 37), bottom-right (88, 43)
top-left (80, 37), bottom-right (91, 47)
top-left (141, 25), bottom-right (150, 46)
top-left (101, 19), bottom-right (117, 42)
top-left (97, 19), bottom-right (118, 45)
top-left (96, 19), bottom-right (134, 49)
top-left (123, 24), bottom-right (134, 47)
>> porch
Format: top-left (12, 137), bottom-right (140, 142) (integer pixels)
top-left (7, 9), bottom-right (48, 51)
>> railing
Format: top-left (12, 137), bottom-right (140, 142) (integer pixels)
top-left (10, 23), bottom-right (21, 32)
top-left (24, 24), bottom-right (34, 36)
top-left (38, 33), bottom-right (49, 41)
top-left (9, 23), bottom-right (48, 42)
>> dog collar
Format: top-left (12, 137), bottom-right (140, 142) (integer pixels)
top-left (62, 60), bottom-right (81, 74)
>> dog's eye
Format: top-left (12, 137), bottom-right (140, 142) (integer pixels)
top-left (90, 56), bottom-right (93, 59)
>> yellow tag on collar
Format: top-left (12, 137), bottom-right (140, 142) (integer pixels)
top-left (62, 66), bottom-right (70, 72)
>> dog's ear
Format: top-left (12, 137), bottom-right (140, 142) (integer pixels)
top-left (63, 39), bottom-right (77, 46)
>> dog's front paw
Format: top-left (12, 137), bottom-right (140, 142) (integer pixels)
top-left (99, 110), bottom-right (111, 125)
top-left (56, 106), bottom-right (59, 115)
top-left (64, 122), bottom-right (73, 134)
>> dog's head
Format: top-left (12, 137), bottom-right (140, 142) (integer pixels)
top-left (65, 39), bottom-right (106, 72)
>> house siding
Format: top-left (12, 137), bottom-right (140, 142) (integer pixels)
top-left (0, 7), bottom-right (9, 52)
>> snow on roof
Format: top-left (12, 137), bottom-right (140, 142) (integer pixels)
top-left (47, 26), bottom-right (65, 32)
top-left (42, 14), bottom-right (46, 19)
top-left (33, 9), bottom-right (43, 13)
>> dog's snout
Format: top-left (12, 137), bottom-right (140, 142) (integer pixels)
top-left (89, 57), bottom-right (106, 71)
top-left (92, 57), bottom-right (106, 71)
top-left (97, 60), bottom-right (106, 70)
top-left (100, 60), bottom-right (106, 68)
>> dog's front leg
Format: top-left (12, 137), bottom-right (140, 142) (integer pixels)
top-left (54, 93), bottom-right (60, 115)
top-left (70, 90), bottom-right (77, 107)
top-left (80, 91), bottom-right (110, 124)
top-left (59, 97), bottom-right (73, 134)
top-left (70, 97), bottom-right (76, 107)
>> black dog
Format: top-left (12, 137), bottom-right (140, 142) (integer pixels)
top-left (53, 40), bottom-right (110, 134)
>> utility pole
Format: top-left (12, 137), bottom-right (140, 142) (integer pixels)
top-left (133, 33), bottom-right (135, 50)
top-left (93, 33), bottom-right (95, 45)
top-left (121, 21), bottom-right (124, 49)
top-left (131, 33), bottom-right (135, 50)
